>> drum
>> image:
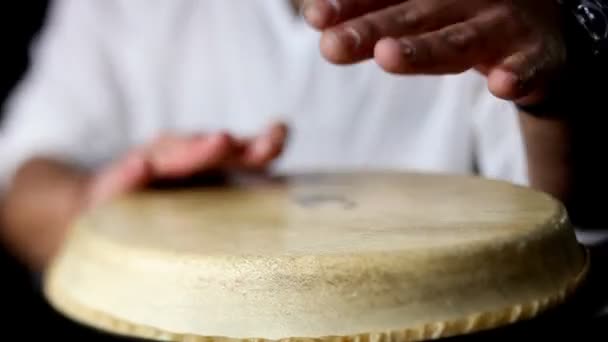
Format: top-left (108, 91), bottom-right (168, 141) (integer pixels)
top-left (43, 172), bottom-right (589, 341)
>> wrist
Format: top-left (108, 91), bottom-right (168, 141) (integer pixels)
top-left (514, 63), bottom-right (582, 119)
top-left (517, 0), bottom-right (607, 118)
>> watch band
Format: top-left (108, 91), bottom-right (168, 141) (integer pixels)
top-left (558, 0), bottom-right (608, 57)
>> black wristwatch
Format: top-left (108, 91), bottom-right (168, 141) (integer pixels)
top-left (517, 0), bottom-right (608, 117)
top-left (559, 0), bottom-right (608, 57)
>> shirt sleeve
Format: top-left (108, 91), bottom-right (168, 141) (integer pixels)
top-left (471, 78), bottom-right (529, 186)
top-left (0, 0), bottom-right (128, 193)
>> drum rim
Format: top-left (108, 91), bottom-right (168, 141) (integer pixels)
top-left (42, 246), bottom-right (590, 342)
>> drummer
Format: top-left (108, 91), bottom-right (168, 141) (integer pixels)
top-left (0, 0), bottom-right (602, 272)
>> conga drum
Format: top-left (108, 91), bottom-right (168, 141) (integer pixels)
top-left (43, 172), bottom-right (589, 341)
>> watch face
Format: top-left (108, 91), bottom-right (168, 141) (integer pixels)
top-left (574, 0), bottom-right (608, 42)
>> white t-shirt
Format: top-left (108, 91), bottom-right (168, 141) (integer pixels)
top-left (0, 0), bottom-right (528, 192)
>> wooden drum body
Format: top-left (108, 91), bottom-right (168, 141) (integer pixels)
top-left (43, 173), bottom-right (588, 341)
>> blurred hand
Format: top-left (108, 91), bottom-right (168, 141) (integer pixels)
top-left (301, 0), bottom-right (566, 104)
top-left (87, 122), bottom-right (288, 207)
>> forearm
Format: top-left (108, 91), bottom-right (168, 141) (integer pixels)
top-left (519, 113), bottom-right (572, 199)
top-left (0, 158), bottom-right (90, 272)
top-left (519, 112), bottom-right (606, 228)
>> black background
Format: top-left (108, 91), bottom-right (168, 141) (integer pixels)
top-left (0, 0), bottom-right (53, 336)
top-left (0, 2), bottom-right (49, 117)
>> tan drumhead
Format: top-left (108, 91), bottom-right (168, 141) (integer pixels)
top-left (43, 172), bottom-right (588, 341)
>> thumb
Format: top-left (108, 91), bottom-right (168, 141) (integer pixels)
top-left (86, 151), bottom-right (152, 208)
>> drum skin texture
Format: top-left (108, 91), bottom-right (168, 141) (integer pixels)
top-left (43, 172), bottom-right (589, 341)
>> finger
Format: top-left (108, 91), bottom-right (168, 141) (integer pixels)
top-left (149, 133), bottom-right (237, 178)
top-left (240, 122), bottom-right (289, 170)
top-left (374, 10), bottom-right (509, 75)
top-left (320, 0), bottom-right (471, 64)
top-left (301, 0), bottom-right (402, 30)
top-left (488, 43), bottom-right (564, 103)
top-left (87, 151), bottom-right (152, 207)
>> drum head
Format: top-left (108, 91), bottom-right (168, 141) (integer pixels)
top-left (43, 172), bottom-right (588, 341)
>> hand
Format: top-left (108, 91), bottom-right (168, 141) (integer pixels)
top-left (86, 123), bottom-right (288, 207)
top-left (301, 0), bottom-right (567, 105)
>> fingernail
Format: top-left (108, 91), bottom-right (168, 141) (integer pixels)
top-left (302, 0), bottom-right (340, 27)
top-left (252, 138), bottom-right (273, 158)
top-left (208, 132), bottom-right (230, 146)
top-left (269, 123), bottom-right (288, 142)
top-left (323, 28), bottom-right (359, 58)
top-left (327, 0), bottom-right (341, 14)
top-left (400, 41), bottom-right (416, 60)
top-left (498, 69), bottom-right (523, 89)
top-left (344, 27), bottom-right (362, 48)
top-left (395, 10), bottom-right (418, 27)
top-left (125, 154), bottom-right (146, 176)
top-left (303, 2), bottom-right (322, 25)
top-left (505, 72), bottom-right (521, 89)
